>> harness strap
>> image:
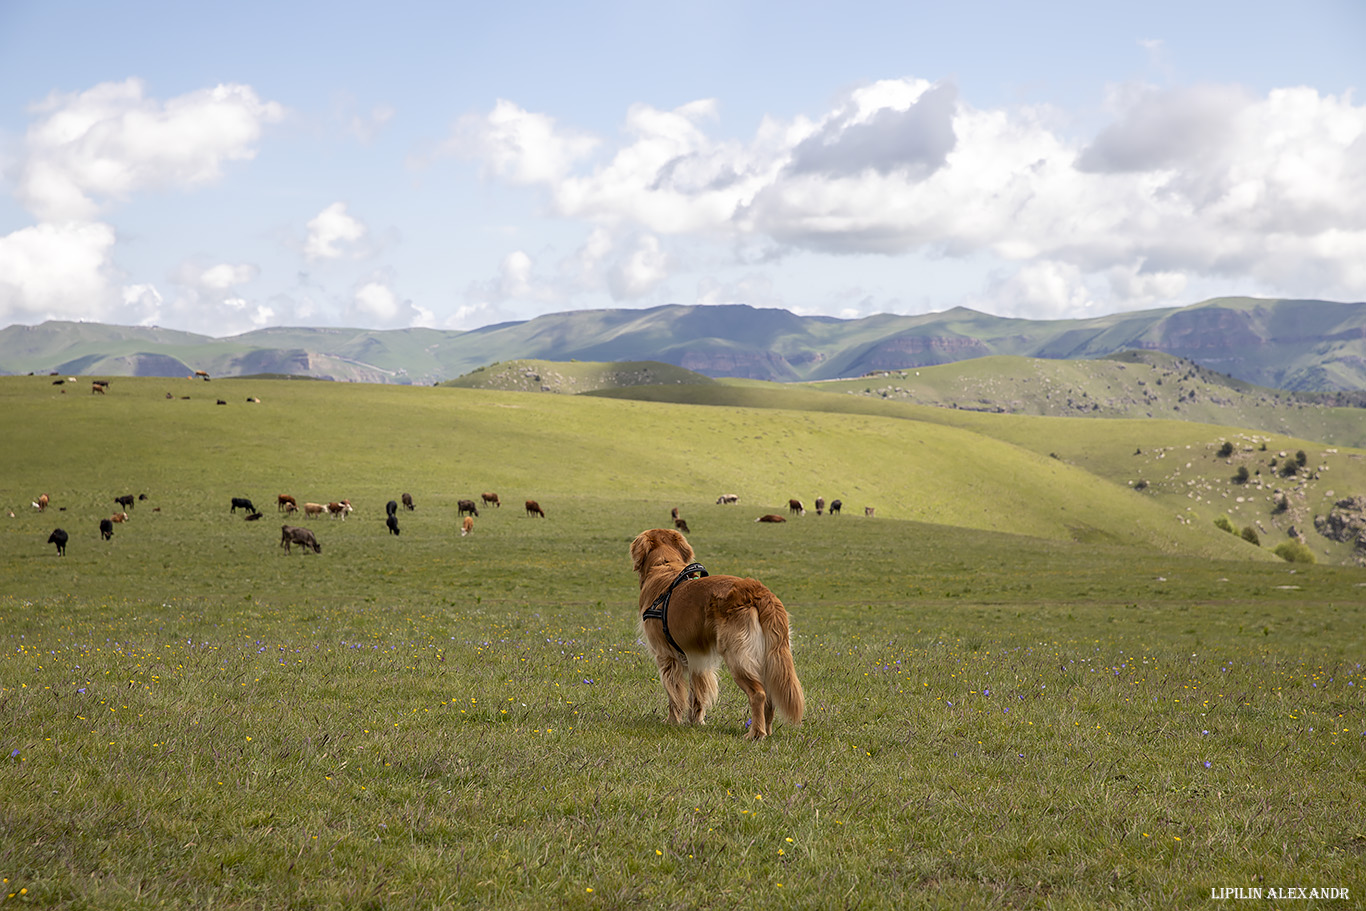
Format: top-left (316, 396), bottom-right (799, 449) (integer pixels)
top-left (641, 562), bottom-right (708, 657)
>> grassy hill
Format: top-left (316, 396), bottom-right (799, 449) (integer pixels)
top-left (3, 375), bottom-right (1364, 908)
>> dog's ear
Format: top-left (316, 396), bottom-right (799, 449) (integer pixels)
top-left (630, 531), bottom-right (654, 576)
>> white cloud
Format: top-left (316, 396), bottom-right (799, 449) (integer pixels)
top-left (452, 79), bottom-right (1366, 314)
top-left (16, 78), bottom-right (284, 222)
top-left (344, 273), bottom-right (431, 328)
top-left (305, 202), bottom-right (369, 261)
top-left (0, 221), bottom-right (118, 322)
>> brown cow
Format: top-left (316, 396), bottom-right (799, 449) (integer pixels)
top-left (91, 382), bottom-right (107, 394)
top-left (788, 499), bottom-right (805, 516)
top-left (864, 506), bottom-right (875, 517)
top-left (35, 494), bottom-right (48, 512)
top-left (402, 492), bottom-right (415, 511)
top-left (303, 502), bottom-right (326, 518)
top-left (326, 500), bottom-right (353, 520)
top-left (525, 499), bottom-right (545, 518)
top-left (461, 516), bottom-right (474, 537)
top-left (674, 517), bottom-right (690, 534)
top-left (480, 492), bottom-right (500, 508)
top-left (277, 494), bottom-right (297, 512)
top-left (110, 512), bottom-right (129, 523)
top-left (814, 497), bottom-right (825, 516)
top-left (756, 514), bottom-right (787, 523)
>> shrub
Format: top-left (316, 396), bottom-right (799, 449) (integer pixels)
top-left (1280, 460), bottom-right (1298, 478)
top-left (1214, 515), bottom-right (1235, 534)
top-left (1272, 494), bottom-right (1289, 515)
top-left (1296, 450), bottom-right (1307, 467)
top-left (1274, 539), bottom-right (1317, 563)
top-left (1240, 526), bottom-right (1260, 546)
top-left (1218, 441), bottom-right (1235, 458)
top-left (1233, 466), bottom-right (1250, 484)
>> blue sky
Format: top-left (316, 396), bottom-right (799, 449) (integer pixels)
top-left (1, 1), bottom-right (1363, 337)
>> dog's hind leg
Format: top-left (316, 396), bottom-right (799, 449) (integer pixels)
top-left (688, 668), bottom-right (719, 725)
top-left (730, 670), bottom-right (770, 740)
top-left (655, 653), bottom-right (690, 724)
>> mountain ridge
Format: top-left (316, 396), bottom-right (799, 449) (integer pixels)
top-left (2, 296), bottom-right (1363, 391)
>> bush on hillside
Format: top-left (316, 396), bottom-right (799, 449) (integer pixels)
top-left (1280, 460), bottom-right (1299, 478)
top-left (1218, 441), bottom-right (1235, 458)
top-left (1272, 494), bottom-right (1289, 515)
top-left (1233, 466), bottom-right (1250, 484)
top-left (1296, 450), bottom-right (1308, 467)
top-left (1240, 526), bottom-right (1260, 546)
top-left (1214, 515), bottom-right (1235, 534)
top-left (1274, 539), bottom-right (1316, 563)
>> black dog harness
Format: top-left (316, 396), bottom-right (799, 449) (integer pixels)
top-left (642, 562), bottom-right (708, 657)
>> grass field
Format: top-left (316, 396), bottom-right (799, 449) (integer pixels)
top-left (1, 376), bottom-right (1363, 909)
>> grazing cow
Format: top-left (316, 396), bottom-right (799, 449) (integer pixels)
top-left (280, 524), bottom-right (321, 554)
top-left (461, 516), bottom-right (474, 536)
top-left (246, 396), bottom-right (260, 403)
top-left (99, 518), bottom-right (114, 541)
top-left (277, 494), bottom-right (297, 512)
top-left (480, 492), bottom-right (500, 508)
top-left (110, 512), bottom-right (129, 524)
top-left (386, 514), bottom-right (401, 536)
top-left (788, 499), bottom-right (806, 516)
top-left (756, 514), bottom-right (787, 523)
top-left (282, 502), bottom-right (297, 515)
top-left (36, 494), bottom-right (49, 512)
top-left (115, 494), bottom-right (135, 511)
top-left (386, 499), bottom-right (399, 517)
top-left (91, 382), bottom-right (106, 394)
top-left (303, 502), bottom-right (326, 518)
top-left (48, 528), bottom-right (68, 556)
top-left (525, 499), bottom-right (545, 518)
top-left (865, 507), bottom-right (875, 517)
top-left (457, 499), bottom-right (480, 518)
top-left (402, 492), bottom-right (415, 511)
top-left (716, 493), bottom-right (739, 505)
top-left (216, 399), bottom-right (227, 405)
top-left (830, 499), bottom-right (842, 515)
top-left (326, 500), bottom-right (353, 520)
top-left (815, 497), bottom-right (825, 516)
top-left (195, 370), bottom-right (211, 380)
top-left (674, 517), bottom-right (690, 534)
top-left (230, 497), bottom-right (256, 514)
top-left (671, 507), bottom-right (679, 520)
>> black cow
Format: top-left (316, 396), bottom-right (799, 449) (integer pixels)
top-left (830, 499), bottom-right (842, 515)
top-left (48, 528), bottom-right (68, 556)
top-left (386, 499), bottom-right (399, 517)
top-left (280, 524), bottom-right (321, 554)
top-left (99, 518), bottom-right (114, 540)
top-left (386, 514), bottom-right (401, 536)
top-left (115, 494), bottom-right (135, 511)
top-left (457, 499), bottom-right (480, 517)
top-left (402, 492), bottom-right (415, 511)
top-left (230, 497), bottom-right (256, 514)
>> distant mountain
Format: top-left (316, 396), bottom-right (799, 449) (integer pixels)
top-left (2, 296), bottom-right (1363, 391)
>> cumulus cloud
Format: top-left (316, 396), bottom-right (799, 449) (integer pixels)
top-left (16, 78), bottom-right (284, 222)
top-left (0, 221), bottom-right (118, 322)
top-left (305, 202), bottom-right (369, 261)
top-left (344, 272), bottom-right (432, 328)
top-left (450, 78), bottom-right (1366, 317)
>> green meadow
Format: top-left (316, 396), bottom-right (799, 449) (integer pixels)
top-left (1, 376), bottom-right (1363, 909)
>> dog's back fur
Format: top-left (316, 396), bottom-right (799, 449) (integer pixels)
top-left (630, 528), bottom-right (804, 739)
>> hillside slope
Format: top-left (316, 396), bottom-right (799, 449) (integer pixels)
top-left (0, 374), bottom-right (1281, 564)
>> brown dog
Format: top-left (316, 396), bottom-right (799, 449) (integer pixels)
top-left (630, 528), bottom-right (804, 740)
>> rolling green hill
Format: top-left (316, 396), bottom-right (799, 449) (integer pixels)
top-left (8, 374), bottom-right (1364, 566)
top-left (4, 296), bottom-right (1366, 390)
top-left (442, 359), bottom-right (717, 393)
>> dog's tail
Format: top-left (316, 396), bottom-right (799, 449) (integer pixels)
top-left (758, 592), bottom-right (805, 725)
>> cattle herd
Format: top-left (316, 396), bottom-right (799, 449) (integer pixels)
top-left (31, 487), bottom-right (872, 557)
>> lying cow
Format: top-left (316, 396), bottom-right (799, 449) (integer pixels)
top-left (756, 514), bottom-right (787, 523)
top-left (716, 493), bottom-right (739, 505)
top-left (280, 524), bottom-right (321, 554)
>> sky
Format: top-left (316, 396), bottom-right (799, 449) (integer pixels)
top-left (0, 1), bottom-right (1363, 338)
